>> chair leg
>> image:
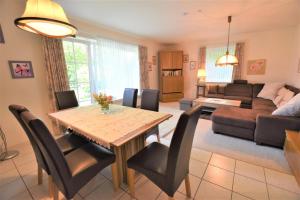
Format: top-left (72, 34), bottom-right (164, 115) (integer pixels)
top-left (127, 168), bottom-right (135, 198)
top-left (37, 165), bottom-right (43, 185)
top-left (156, 132), bottom-right (160, 143)
top-left (111, 162), bottom-right (119, 190)
top-left (48, 176), bottom-right (53, 197)
top-left (185, 175), bottom-right (192, 198)
top-left (52, 182), bottom-right (59, 200)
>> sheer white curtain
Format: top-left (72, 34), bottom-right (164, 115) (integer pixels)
top-left (206, 44), bottom-right (235, 83)
top-left (89, 38), bottom-right (140, 99)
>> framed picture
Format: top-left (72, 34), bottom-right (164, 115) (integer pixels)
top-left (0, 25), bottom-right (4, 44)
top-left (152, 56), bottom-right (157, 65)
top-left (9, 61), bottom-right (34, 79)
top-left (190, 61), bottom-right (197, 70)
top-left (183, 54), bottom-right (189, 63)
top-left (147, 62), bottom-right (152, 71)
top-left (298, 58), bottom-right (300, 73)
top-left (247, 59), bottom-right (266, 75)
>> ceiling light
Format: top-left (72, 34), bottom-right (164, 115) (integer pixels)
top-left (15, 0), bottom-right (77, 38)
top-left (215, 16), bottom-right (238, 67)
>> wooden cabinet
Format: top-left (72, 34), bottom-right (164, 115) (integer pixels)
top-left (159, 51), bottom-right (184, 102)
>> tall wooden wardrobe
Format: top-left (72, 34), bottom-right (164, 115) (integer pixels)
top-left (159, 51), bottom-right (184, 102)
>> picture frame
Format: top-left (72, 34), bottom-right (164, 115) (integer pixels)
top-left (247, 59), bottom-right (266, 75)
top-left (190, 61), bottom-right (196, 70)
top-left (9, 61), bottom-right (34, 79)
top-left (147, 62), bottom-right (152, 71)
top-left (152, 56), bottom-right (157, 65)
top-left (0, 24), bottom-right (5, 44)
top-left (183, 54), bottom-right (189, 63)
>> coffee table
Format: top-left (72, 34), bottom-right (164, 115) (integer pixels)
top-left (193, 97), bottom-right (241, 108)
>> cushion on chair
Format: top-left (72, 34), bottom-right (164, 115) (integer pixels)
top-left (127, 142), bottom-right (168, 189)
top-left (56, 133), bottom-right (89, 155)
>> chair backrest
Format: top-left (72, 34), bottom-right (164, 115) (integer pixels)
top-left (20, 111), bottom-right (71, 195)
top-left (122, 88), bottom-right (138, 107)
top-left (140, 89), bottom-right (160, 111)
top-left (8, 105), bottom-right (49, 173)
top-left (55, 90), bottom-right (79, 110)
top-left (166, 105), bottom-right (201, 193)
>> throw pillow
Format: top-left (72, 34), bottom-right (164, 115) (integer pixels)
top-left (273, 87), bottom-right (295, 107)
top-left (273, 95), bottom-right (283, 107)
top-left (272, 93), bottom-right (300, 116)
top-left (257, 82), bottom-right (285, 100)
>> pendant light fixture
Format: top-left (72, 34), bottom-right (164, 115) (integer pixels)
top-left (15, 0), bottom-right (77, 38)
top-left (215, 16), bottom-right (238, 67)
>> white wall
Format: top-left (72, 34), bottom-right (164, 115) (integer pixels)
top-left (0, 0), bottom-right (161, 147)
top-left (288, 24), bottom-right (300, 88)
top-left (167, 27), bottom-right (298, 98)
top-left (0, 0), bottom-right (52, 147)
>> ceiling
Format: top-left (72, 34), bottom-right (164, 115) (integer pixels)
top-left (57, 0), bottom-right (300, 43)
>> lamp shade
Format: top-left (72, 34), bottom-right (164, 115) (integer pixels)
top-left (215, 53), bottom-right (238, 67)
top-left (15, 0), bottom-right (77, 38)
top-left (197, 69), bottom-right (206, 77)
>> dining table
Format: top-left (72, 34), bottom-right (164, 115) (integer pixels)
top-left (49, 104), bottom-right (172, 184)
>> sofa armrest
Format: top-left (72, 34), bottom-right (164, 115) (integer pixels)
top-left (255, 114), bottom-right (300, 148)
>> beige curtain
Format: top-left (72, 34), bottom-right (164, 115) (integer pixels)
top-left (138, 45), bottom-right (149, 89)
top-left (234, 42), bottom-right (245, 80)
top-left (42, 37), bottom-right (69, 134)
top-left (199, 47), bottom-right (206, 69)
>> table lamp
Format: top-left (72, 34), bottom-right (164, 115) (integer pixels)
top-left (197, 68), bottom-right (206, 85)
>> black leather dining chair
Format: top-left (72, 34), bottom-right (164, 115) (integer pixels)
top-left (140, 89), bottom-right (160, 142)
top-left (127, 105), bottom-right (201, 200)
top-left (9, 105), bottom-right (88, 195)
top-left (122, 88), bottom-right (138, 108)
top-left (20, 110), bottom-right (119, 200)
top-left (55, 90), bottom-right (79, 110)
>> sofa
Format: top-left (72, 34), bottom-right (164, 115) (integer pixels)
top-left (210, 81), bottom-right (300, 148)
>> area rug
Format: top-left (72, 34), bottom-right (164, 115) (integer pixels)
top-left (158, 103), bottom-right (291, 174)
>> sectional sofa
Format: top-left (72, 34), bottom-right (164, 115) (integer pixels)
top-left (209, 81), bottom-right (300, 148)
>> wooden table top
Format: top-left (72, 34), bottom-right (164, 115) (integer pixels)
top-left (49, 104), bottom-right (172, 148)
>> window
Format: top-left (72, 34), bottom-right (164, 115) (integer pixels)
top-left (63, 39), bottom-right (91, 105)
top-left (63, 37), bottom-right (140, 105)
top-left (205, 45), bottom-right (236, 83)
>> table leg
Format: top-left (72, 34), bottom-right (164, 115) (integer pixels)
top-left (112, 134), bottom-right (145, 184)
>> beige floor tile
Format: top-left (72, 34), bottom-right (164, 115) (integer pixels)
top-left (268, 184), bottom-right (300, 200)
top-left (134, 176), bottom-right (161, 200)
top-left (10, 190), bottom-right (33, 200)
top-left (0, 160), bottom-right (15, 174)
top-left (85, 180), bottom-right (125, 200)
top-left (203, 165), bottom-right (234, 190)
top-left (17, 160), bottom-right (37, 176)
top-left (13, 152), bottom-right (35, 167)
top-left (233, 174), bottom-right (268, 200)
top-left (189, 159), bottom-right (207, 178)
top-left (22, 169), bottom-right (48, 188)
top-left (231, 192), bottom-right (251, 200)
top-left (265, 168), bottom-right (300, 194)
top-left (210, 153), bottom-right (235, 172)
top-left (0, 167), bottom-right (20, 187)
top-left (101, 166), bottom-right (112, 180)
top-left (157, 191), bottom-right (191, 200)
top-left (79, 173), bottom-right (106, 197)
top-left (118, 192), bottom-right (132, 200)
top-left (195, 180), bottom-right (231, 200)
top-left (235, 160), bottom-right (265, 182)
top-left (178, 174), bottom-right (201, 197)
top-left (191, 148), bottom-right (212, 163)
top-left (0, 178), bottom-right (27, 200)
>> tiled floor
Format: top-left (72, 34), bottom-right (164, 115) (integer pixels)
top-left (1, 142), bottom-right (300, 200)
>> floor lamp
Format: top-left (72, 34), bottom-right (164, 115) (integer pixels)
top-left (0, 126), bottom-right (19, 161)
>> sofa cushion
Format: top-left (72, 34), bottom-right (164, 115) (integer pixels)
top-left (218, 85), bottom-right (225, 94)
top-left (233, 80), bottom-right (248, 84)
top-left (272, 93), bottom-right (300, 117)
top-left (252, 83), bottom-right (264, 98)
top-left (223, 96), bottom-right (252, 105)
top-left (252, 98), bottom-right (276, 114)
top-left (208, 85), bottom-right (218, 94)
top-left (206, 94), bottom-right (224, 99)
top-left (257, 82), bottom-right (284, 100)
top-left (224, 84), bottom-right (253, 97)
top-left (212, 106), bottom-right (257, 130)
